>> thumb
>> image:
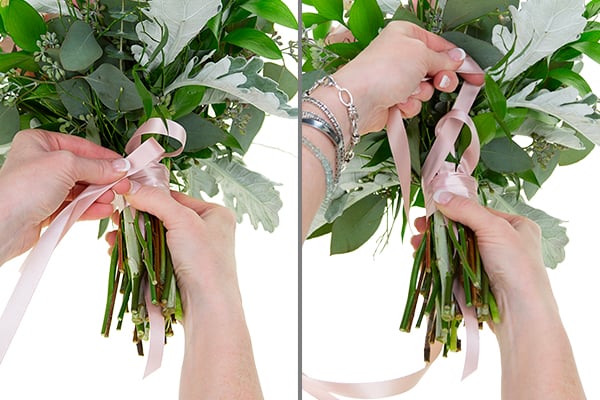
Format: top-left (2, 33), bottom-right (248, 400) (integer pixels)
top-left (70, 155), bottom-right (130, 185)
top-left (433, 191), bottom-right (498, 233)
top-left (124, 183), bottom-right (192, 230)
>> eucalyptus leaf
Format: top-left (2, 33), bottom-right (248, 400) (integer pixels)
top-left (507, 81), bottom-right (600, 146)
top-left (485, 189), bottom-right (567, 269)
top-left (513, 118), bottom-right (583, 150)
top-left (442, 31), bottom-right (503, 69)
top-left (198, 157), bottom-right (282, 232)
top-left (230, 105), bottom-right (266, 154)
top-left (443, 0), bottom-right (517, 29)
top-left (132, 0), bottom-right (221, 70)
top-left (480, 137), bottom-right (533, 173)
top-left (171, 86), bottom-right (206, 120)
top-left (390, 6), bottom-right (424, 27)
top-left (491, 0), bottom-right (586, 81)
top-left (60, 20), bottom-right (103, 71)
top-left (330, 194), bottom-right (386, 254)
top-left (165, 56), bottom-right (295, 117)
top-left (57, 78), bottom-right (93, 118)
top-left (523, 151), bottom-right (559, 199)
top-left (241, 0), bottom-right (298, 29)
top-left (559, 132), bottom-right (595, 166)
top-left (176, 113), bottom-right (228, 152)
top-left (0, 0), bottom-right (46, 52)
top-left (223, 28), bottom-right (283, 60)
top-left (0, 104), bottom-right (20, 145)
top-left (348, 0), bottom-right (384, 45)
top-left (83, 63), bottom-right (143, 111)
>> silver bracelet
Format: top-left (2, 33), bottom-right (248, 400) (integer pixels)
top-left (302, 136), bottom-right (336, 202)
top-left (302, 111), bottom-right (344, 179)
top-left (305, 75), bottom-right (360, 160)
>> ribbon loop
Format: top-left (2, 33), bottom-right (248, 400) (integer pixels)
top-left (0, 118), bottom-right (186, 377)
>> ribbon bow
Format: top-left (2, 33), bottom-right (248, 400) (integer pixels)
top-left (0, 118), bottom-right (186, 377)
top-left (303, 58), bottom-right (485, 399)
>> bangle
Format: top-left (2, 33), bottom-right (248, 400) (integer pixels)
top-left (302, 111), bottom-right (344, 179)
top-left (302, 136), bottom-right (336, 202)
top-left (305, 75), bottom-right (360, 160)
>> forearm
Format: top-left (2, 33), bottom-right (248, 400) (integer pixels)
top-left (495, 291), bottom-right (585, 400)
top-left (180, 290), bottom-right (263, 400)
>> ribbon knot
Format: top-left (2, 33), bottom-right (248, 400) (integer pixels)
top-left (0, 118), bottom-right (186, 377)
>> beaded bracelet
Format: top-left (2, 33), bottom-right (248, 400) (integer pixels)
top-left (302, 136), bottom-right (336, 202)
top-left (305, 75), bottom-right (360, 160)
top-left (302, 111), bottom-right (344, 179)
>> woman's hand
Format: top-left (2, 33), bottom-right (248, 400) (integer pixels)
top-left (0, 130), bottom-right (130, 264)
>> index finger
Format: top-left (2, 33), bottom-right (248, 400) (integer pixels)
top-left (29, 129), bottom-right (122, 159)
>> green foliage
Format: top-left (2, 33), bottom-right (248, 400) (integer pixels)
top-left (347, 0), bottom-right (384, 45)
top-left (0, 0), bottom-right (46, 52)
top-left (0, 0), bottom-right (295, 232)
top-left (481, 137), bottom-right (533, 173)
top-left (330, 195), bottom-right (386, 254)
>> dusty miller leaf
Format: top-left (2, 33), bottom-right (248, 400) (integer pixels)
top-left (491, 0), bottom-right (586, 81)
top-left (198, 157), bottom-right (282, 232)
top-left (131, 0), bottom-right (222, 70)
top-left (513, 118), bottom-right (583, 150)
top-left (485, 189), bottom-right (568, 269)
top-left (184, 164), bottom-right (219, 198)
top-left (165, 56), bottom-right (296, 117)
top-left (376, 0), bottom-right (401, 14)
top-left (508, 82), bottom-right (600, 146)
top-left (28, 0), bottom-right (72, 14)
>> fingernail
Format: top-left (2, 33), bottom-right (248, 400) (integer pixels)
top-left (411, 86), bottom-right (421, 96)
top-left (448, 47), bottom-right (466, 62)
top-left (112, 158), bottom-right (131, 172)
top-left (433, 191), bottom-right (453, 205)
top-left (439, 75), bottom-right (451, 89)
top-left (128, 181), bottom-right (141, 194)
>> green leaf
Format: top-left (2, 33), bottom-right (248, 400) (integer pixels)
top-left (480, 137), bottom-right (533, 173)
top-left (312, 21), bottom-right (332, 40)
top-left (570, 41), bottom-right (600, 64)
top-left (229, 105), bottom-right (266, 154)
top-left (0, 0), bottom-right (46, 52)
top-left (302, 12), bottom-right (330, 28)
top-left (57, 78), bottom-right (93, 118)
top-left (306, 222), bottom-right (333, 239)
top-left (176, 113), bottom-right (228, 152)
top-left (83, 63), bottom-right (143, 111)
top-left (391, 6), bottom-right (424, 27)
top-left (241, 0), bottom-right (298, 29)
top-left (263, 62), bottom-right (298, 99)
top-left (330, 194), bottom-right (386, 254)
top-left (348, 0), bottom-right (384, 45)
top-left (547, 68), bottom-right (592, 97)
top-left (59, 21), bottom-right (103, 72)
top-left (443, 31), bottom-right (503, 69)
top-left (523, 151), bottom-right (559, 199)
top-left (0, 51), bottom-right (39, 72)
top-left (223, 28), bottom-right (283, 60)
top-left (171, 86), bottom-right (206, 120)
top-left (198, 157), bottom-right (282, 232)
top-left (132, 67), bottom-right (155, 119)
top-left (484, 73), bottom-right (507, 119)
top-left (585, 0), bottom-right (600, 18)
top-left (97, 218), bottom-right (110, 239)
top-left (326, 42), bottom-right (363, 59)
top-left (0, 103), bottom-right (20, 145)
top-left (472, 112), bottom-right (497, 145)
top-left (311, 0), bottom-right (344, 22)
top-left (486, 189), bottom-right (567, 268)
top-left (443, 0), bottom-right (517, 29)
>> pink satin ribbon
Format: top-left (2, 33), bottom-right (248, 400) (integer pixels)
top-left (303, 59), bottom-right (485, 398)
top-left (0, 118), bottom-right (186, 378)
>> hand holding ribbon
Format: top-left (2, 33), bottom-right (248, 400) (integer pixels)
top-left (0, 118), bottom-right (186, 377)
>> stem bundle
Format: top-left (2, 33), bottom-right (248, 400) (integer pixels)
top-left (400, 211), bottom-right (499, 361)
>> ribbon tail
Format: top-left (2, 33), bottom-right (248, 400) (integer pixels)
top-left (387, 108), bottom-right (412, 222)
top-left (453, 280), bottom-right (479, 380)
top-left (143, 282), bottom-right (165, 378)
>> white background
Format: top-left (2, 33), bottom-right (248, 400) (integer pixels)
top-left (302, 57), bottom-right (600, 400)
top-left (0, 9), bottom-right (299, 400)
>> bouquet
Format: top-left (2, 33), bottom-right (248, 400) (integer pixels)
top-left (0, 0), bottom-right (297, 363)
top-left (303, 0), bottom-right (600, 361)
